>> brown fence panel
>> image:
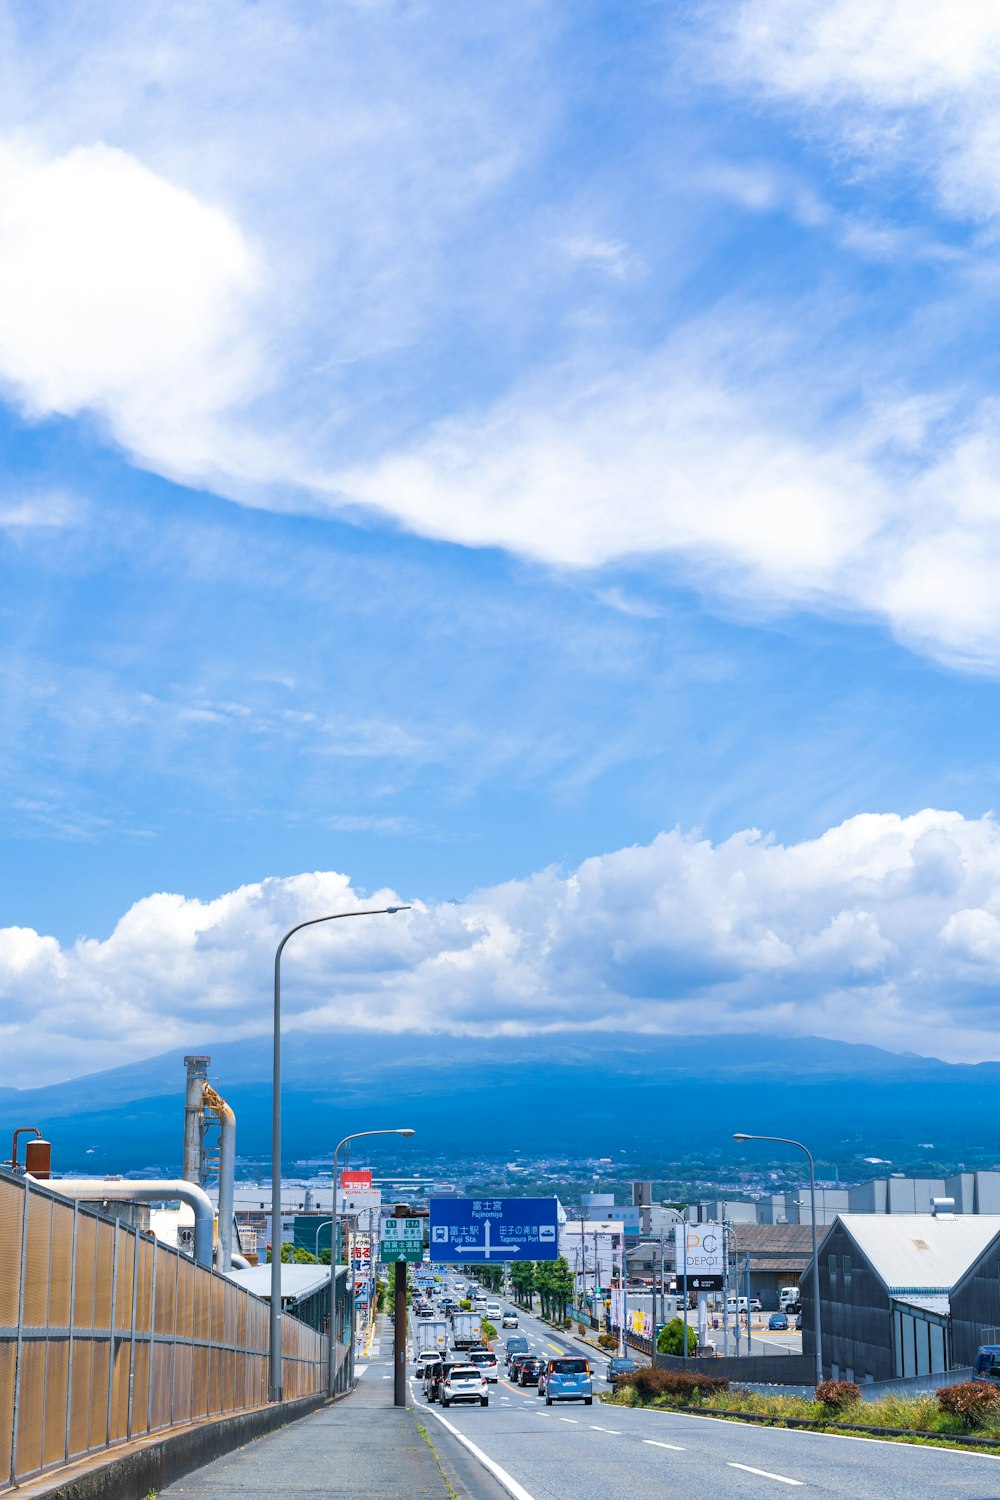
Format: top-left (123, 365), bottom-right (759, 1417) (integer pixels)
top-left (0, 1172), bottom-right (329, 1494)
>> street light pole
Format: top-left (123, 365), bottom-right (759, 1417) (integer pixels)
top-left (733, 1131), bottom-right (823, 1386)
top-left (329, 1126), bottom-right (415, 1395)
top-left (268, 903), bottom-right (410, 1403)
top-left (314, 1219), bottom-right (333, 1260)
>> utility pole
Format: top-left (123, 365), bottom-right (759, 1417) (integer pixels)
top-left (393, 1259), bottom-right (407, 1406)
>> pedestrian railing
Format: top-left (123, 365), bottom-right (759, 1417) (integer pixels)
top-left (0, 1169), bottom-right (329, 1493)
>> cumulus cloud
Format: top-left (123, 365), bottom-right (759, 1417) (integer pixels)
top-left (5, 810), bottom-right (1000, 1085)
top-left (0, 138), bottom-right (261, 476)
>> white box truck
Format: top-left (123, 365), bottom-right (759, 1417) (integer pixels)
top-left (415, 1319), bottom-right (448, 1356)
top-left (450, 1310), bottom-right (483, 1349)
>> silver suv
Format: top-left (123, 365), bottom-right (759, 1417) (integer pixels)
top-left (441, 1364), bottom-right (489, 1408)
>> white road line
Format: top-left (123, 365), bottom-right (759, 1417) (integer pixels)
top-left (643, 1440), bottom-right (685, 1451)
top-left (727, 1462), bottom-right (803, 1486)
top-left (422, 1403), bottom-right (538, 1500)
top-left (558, 1417), bottom-right (578, 1424)
top-left (590, 1425), bottom-right (620, 1434)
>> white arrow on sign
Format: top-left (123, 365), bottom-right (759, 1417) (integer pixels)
top-left (451, 1221), bottom-right (520, 1260)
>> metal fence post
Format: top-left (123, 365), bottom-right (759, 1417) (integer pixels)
top-left (146, 1240), bottom-right (157, 1434)
top-left (8, 1178), bottom-right (30, 1486)
top-left (64, 1200), bottom-right (79, 1463)
top-left (105, 1223), bottom-right (120, 1445)
top-left (126, 1231), bottom-right (140, 1440)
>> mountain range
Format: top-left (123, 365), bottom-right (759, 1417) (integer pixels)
top-left (1, 1031), bottom-right (996, 1177)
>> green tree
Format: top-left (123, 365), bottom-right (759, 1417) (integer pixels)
top-left (509, 1260), bottom-right (536, 1308)
top-left (657, 1317), bottom-right (697, 1357)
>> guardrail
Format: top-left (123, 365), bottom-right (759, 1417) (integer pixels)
top-left (0, 1169), bottom-right (330, 1493)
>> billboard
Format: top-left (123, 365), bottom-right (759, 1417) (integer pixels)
top-left (675, 1224), bottom-right (725, 1280)
top-left (341, 1169), bottom-right (373, 1190)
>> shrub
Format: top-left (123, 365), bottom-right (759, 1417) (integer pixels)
top-left (657, 1317), bottom-right (698, 1357)
top-left (815, 1379), bottom-right (861, 1413)
top-left (624, 1367), bottom-right (729, 1402)
top-left (597, 1333), bottom-right (618, 1351)
top-left (936, 1381), bottom-right (1000, 1428)
top-left (459, 1299), bottom-right (472, 1311)
top-left (481, 1320), bottom-right (497, 1342)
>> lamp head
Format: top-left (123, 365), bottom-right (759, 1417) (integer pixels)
top-left (385, 905), bottom-right (412, 914)
top-left (732, 1132), bottom-right (752, 1142)
top-left (398, 1128), bottom-right (416, 1138)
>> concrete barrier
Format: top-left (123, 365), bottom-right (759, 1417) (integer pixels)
top-left (654, 1351), bottom-right (815, 1384)
top-left (14, 1393), bottom-right (330, 1500)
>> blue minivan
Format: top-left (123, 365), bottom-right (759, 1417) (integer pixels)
top-left (540, 1356), bottom-right (593, 1405)
top-left (974, 1345), bottom-right (1000, 1382)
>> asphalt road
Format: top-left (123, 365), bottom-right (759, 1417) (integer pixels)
top-left (414, 1278), bottom-right (1000, 1499)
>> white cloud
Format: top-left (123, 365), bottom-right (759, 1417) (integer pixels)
top-left (0, 139), bottom-right (262, 474)
top-left (715, 0), bottom-right (1000, 218)
top-left (6, 809), bottom-right (1000, 1085)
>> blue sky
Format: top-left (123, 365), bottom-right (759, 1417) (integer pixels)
top-left (4, 1), bottom-right (1000, 1081)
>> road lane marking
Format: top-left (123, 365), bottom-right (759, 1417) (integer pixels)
top-left (559, 1417), bottom-right (578, 1424)
top-left (546, 1343), bottom-right (562, 1353)
top-left (422, 1404), bottom-right (538, 1500)
top-left (644, 1440), bottom-right (685, 1451)
top-left (590, 1425), bottom-right (620, 1434)
top-left (728, 1463), bottom-right (803, 1486)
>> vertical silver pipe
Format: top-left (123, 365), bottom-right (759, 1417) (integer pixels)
top-left (183, 1056), bottom-right (209, 1184)
top-left (216, 1100), bottom-right (236, 1271)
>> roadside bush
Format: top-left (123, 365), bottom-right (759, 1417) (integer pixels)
top-left (624, 1367), bottom-right (729, 1403)
top-left (481, 1321), bottom-right (497, 1342)
top-left (459, 1299), bottom-right (472, 1311)
top-left (657, 1317), bottom-right (698, 1357)
top-left (936, 1381), bottom-right (1000, 1428)
top-left (815, 1379), bottom-right (861, 1413)
top-left (597, 1333), bottom-right (618, 1351)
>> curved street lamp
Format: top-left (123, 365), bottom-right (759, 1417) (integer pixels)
top-left (269, 904), bottom-right (410, 1401)
top-left (330, 1127), bottom-right (415, 1393)
top-left (732, 1132), bottom-right (823, 1386)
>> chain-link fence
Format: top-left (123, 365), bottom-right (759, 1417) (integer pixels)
top-left (0, 1169), bottom-right (331, 1492)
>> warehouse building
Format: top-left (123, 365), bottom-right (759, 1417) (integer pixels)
top-left (799, 1212), bottom-right (1000, 1383)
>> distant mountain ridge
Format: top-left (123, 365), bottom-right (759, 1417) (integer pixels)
top-left (1, 1031), bottom-right (995, 1173)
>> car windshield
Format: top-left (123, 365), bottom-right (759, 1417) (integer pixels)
top-left (550, 1359), bottom-right (588, 1375)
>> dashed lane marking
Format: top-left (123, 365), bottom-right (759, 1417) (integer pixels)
top-left (727, 1463), bottom-right (803, 1486)
top-left (589, 1426), bottom-right (620, 1434)
top-left (644, 1440), bottom-right (685, 1451)
top-left (558, 1418), bottom-right (578, 1424)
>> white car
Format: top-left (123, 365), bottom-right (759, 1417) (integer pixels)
top-left (441, 1364), bottom-right (489, 1408)
top-left (501, 1312), bottom-right (518, 1328)
top-left (468, 1350), bottom-right (499, 1382)
top-left (486, 1302), bottom-right (503, 1321)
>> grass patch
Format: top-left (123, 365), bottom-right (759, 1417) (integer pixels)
top-left (416, 1420), bottom-right (459, 1500)
top-left (603, 1378), bottom-right (1000, 1452)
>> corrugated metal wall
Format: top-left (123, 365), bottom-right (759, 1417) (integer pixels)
top-left (0, 1170), bottom-right (331, 1492)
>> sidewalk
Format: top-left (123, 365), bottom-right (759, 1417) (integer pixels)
top-left (162, 1320), bottom-right (453, 1500)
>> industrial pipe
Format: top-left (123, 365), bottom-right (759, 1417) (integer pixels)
top-left (202, 1083), bottom-right (236, 1272)
top-left (231, 1251), bottom-right (252, 1270)
top-left (34, 1178), bottom-right (216, 1268)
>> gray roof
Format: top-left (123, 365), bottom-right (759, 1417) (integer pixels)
top-left (222, 1264), bottom-right (340, 1302)
top-left (837, 1214), bottom-right (1000, 1293)
top-left (893, 1295), bottom-right (950, 1317)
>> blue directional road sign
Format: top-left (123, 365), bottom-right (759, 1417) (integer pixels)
top-left (428, 1198), bottom-right (559, 1262)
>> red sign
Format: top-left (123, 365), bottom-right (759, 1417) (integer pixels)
top-left (340, 1169), bottom-right (373, 1190)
